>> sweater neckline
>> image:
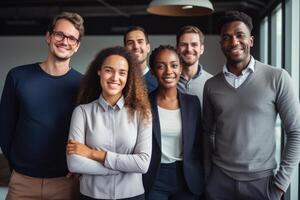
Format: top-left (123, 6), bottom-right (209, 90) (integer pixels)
top-left (36, 62), bottom-right (72, 78)
top-left (220, 65), bottom-right (258, 92)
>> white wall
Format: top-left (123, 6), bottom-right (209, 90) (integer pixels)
top-left (0, 35), bottom-right (224, 153)
top-left (0, 35), bottom-right (224, 94)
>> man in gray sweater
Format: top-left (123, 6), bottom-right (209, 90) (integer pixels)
top-left (203, 10), bottom-right (300, 200)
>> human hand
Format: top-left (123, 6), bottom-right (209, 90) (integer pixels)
top-left (66, 172), bottom-right (81, 179)
top-left (66, 140), bottom-right (92, 158)
top-left (274, 186), bottom-right (284, 198)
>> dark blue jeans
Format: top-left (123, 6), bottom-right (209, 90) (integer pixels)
top-left (146, 162), bottom-right (200, 200)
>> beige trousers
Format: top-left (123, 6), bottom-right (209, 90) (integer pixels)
top-left (6, 170), bottom-right (79, 200)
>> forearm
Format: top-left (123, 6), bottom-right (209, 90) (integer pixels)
top-left (89, 149), bottom-right (107, 163)
top-left (274, 133), bottom-right (300, 192)
top-left (104, 121), bottom-right (152, 173)
top-left (274, 70), bottom-right (300, 191)
top-left (67, 154), bottom-right (119, 175)
top-left (0, 72), bottom-right (18, 162)
top-left (104, 151), bottom-right (151, 173)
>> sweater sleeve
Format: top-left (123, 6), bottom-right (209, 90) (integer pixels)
top-left (104, 112), bottom-right (152, 174)
top-left (202, 81), bottom-right (215, 181)
top-left (0, 71), bottom-right (18, 161)
top-left (67, 106), bottom-right (119, 175)
top-left (274, 69), bottom-right (300, 192)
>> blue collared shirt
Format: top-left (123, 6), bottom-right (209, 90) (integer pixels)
top-left (223, 56), bottom-right (255, 88)
top-left (177, 64), bottom-right (212, 107)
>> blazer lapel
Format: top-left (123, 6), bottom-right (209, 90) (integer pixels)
top-left (149, 91), bottom-right (161, 148)
top-left (178, 92), bottom-right (188, 150)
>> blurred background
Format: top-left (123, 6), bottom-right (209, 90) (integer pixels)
top-left (0, 0), bottom-right (299, 199)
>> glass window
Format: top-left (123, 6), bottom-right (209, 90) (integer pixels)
top-left (270, 4), bottom-right (282, 170)
top-left (271, 5), bottom-right (282, 67)
top-left (259, 17), bottom-right (268, 63)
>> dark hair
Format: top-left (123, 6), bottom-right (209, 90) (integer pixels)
top-left (48, 11), bottom-right (85, 40)
top-left (149, 45), bottom-right (179, 71)
top-left (123, 26), bottom-right (149, 45)
top-left (217, 10), bottom-right (253, 34)
top-left (77, 46), bottom-right (151, 122)
top-left (176, 25), bottom-right (205, 45)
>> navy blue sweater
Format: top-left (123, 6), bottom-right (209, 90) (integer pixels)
top-left (0, 63), bottom-right (82, 178)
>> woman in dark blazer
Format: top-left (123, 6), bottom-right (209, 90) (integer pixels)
top-left (143, 45), bottom-right (204, 200)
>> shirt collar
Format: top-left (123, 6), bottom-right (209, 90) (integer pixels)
top-left (223, 56), bottom-right (255, 76)
top-left (143, 66), bottom-right (150, 76)
top-left (98, 94), bottom-right (125, 111)
top-left (180, 64), bottom-right (203, 80)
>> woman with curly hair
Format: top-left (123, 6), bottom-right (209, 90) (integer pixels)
top-left (143, 45), bottom-right (204, 200)
top-left (66, 46), bottom-right (152, 200)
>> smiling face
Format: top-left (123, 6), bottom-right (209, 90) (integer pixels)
top-left (97, 55), bottom-right (129, 105)
top-left (46, 19), bottom-right (80, 61)
top-left (152, 49), bottom-right (181, 90)
top-left (125, 30), bottom-right (150, 67)
top-left (220, 21), bottom-right (254, 69)
top-left (177, 33), bottom-right (204, 68)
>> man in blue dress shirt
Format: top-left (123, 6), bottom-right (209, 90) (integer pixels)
top-left (123, 26), bottom-right (158, 93)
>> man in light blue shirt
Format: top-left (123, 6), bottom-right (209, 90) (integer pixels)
top-left (203, 10), bottom-right (300, 200)
top-left (222, 55), bottom-right (255, 88)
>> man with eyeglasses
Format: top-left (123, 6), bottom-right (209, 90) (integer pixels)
top-left (0, 12), bottom-right (84, 200)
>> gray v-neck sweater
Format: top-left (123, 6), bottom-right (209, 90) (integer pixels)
top-left (203, 60), bottom-right (300, 191)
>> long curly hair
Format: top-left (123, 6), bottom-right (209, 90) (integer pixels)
top-left (76, 46), bottom-right (151, 122)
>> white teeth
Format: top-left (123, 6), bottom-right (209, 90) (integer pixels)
top-left (230, 47), bottom-right (243, 51)
top-left (163, 77), bottom-right (175, 81)
top-left (108, 82), bottom-right (119, 86)
top-left (230, 49), bottom-right (242, 54)
top-left (56, 46), bottom-right (68, 51)
top-left (184, 54), bottom-right (195, 59)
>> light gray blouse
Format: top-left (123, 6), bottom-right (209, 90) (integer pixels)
top-left (67, 95), bottom-right (152, 199)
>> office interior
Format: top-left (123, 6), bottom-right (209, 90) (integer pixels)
top-left (0, 0), bottom-right (299, 199)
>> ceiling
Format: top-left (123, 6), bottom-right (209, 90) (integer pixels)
top-left (0, 0), bottom-right (274, 35)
